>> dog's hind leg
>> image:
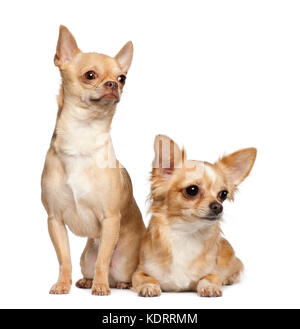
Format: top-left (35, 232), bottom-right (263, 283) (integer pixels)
top-left (222, 257), bottom-right (243, 285)
top-left (76, 238), bottom-right (99, 289)
top-left (215, 238), bottom-right (244, 286)
top-left (109, 198), bottom-right (145, 290)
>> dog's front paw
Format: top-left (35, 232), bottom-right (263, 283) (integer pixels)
top-left (197, 283), bottom-right (222, 297)
top-left (92, 282), bottom-right (111, 296)
top-left (137, 284), bottom-right (161, 297)
top-left (49, 282), bottom-right (71, 294)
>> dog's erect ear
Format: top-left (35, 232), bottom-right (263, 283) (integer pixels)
top-left (115, 41), bottom-right (133, 73)
top-left (217, 148), bottom-right (257, 188)
top-left (153, 135), bottom-right (186, 178)
top-left (54, 25), bottom-right (80, 67)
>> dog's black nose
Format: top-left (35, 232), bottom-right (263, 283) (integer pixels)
top-left (209, 202), bottom-right (223, 215)
top-left (104, 81), bottom-right (118, 90)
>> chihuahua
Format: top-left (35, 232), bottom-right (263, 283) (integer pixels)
top-left (132, 135), bottom-right (256, 297)
top-left (41, 26), bottom-right (145, 295)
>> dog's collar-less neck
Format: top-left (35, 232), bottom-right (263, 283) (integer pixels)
top-left (53, 100), bottom-right (117, 158)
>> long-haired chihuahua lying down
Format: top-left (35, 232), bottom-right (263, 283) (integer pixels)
top-left (132, 135), bottom-right (256, 297)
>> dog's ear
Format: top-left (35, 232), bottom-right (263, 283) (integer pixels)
top-left (115, 41), bottom-right (133, 73)
top-left (54, 25), bottom-right (80, 67)
top-left (217, 148), bottom-right (257, 189)
top-left (152, 135), bottom-right (186, 178)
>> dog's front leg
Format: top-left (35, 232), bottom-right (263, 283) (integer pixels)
top-left (48, 216), bottom-right (72, 294)
top-left (132, 270), bottom-right (162, 297)
top-left (92, 214), bottom-right (120, 295)
top-left (197, 273), bottom-right (222, 297)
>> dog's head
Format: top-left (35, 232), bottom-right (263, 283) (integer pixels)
top-left (54, 25), bottom-right (133, 110)
top-left (150, 135), bottom-right (257, 225)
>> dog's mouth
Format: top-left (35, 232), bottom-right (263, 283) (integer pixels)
top-left (90, 93), bottom-right (119, 103)
top-left (202, 216), bottom-right (220, 221)
top-left (193, 214), bottom-right (221, 221)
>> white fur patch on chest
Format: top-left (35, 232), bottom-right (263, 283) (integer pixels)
top-left (65, 156), bottom-right (94, 201)
top-left (59, 135), bottom-right (113, 234)
top-left (167, 230), bottom-right (203, 290)
top-left (62, 155), bottom-right (100, 235)
top-left (148, 221), bottom-right (212, 292)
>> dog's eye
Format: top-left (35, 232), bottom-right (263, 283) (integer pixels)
top-left (218, 190), bottom-right (228, 201)
top-left (184, 185), bottom-right (199, 197)
top-left (117, 75), bottom-right (126, 84)
top-left (84, 71), bottom-right (97, 80)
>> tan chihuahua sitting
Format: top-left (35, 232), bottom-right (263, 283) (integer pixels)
top-left (41, 26), bottom-right (145, 295)
top-left (132, 135), bottom-right (256, 297)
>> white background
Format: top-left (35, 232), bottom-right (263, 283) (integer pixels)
top-left (0, 0), bottom-right (299, 309)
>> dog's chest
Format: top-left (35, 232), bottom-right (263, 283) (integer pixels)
top-left (65, 156), bottom-right (94, 198)
top-left (166, 232), bottom-right (204, 291)
top-left (58, 155), bottom-right (101, 236)
top-left (58, 143), bottom-right (112, 237)
top-left (148, 226), bottom-right (214, 292)
top-left (58, 124), bottom-right (112, 202)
